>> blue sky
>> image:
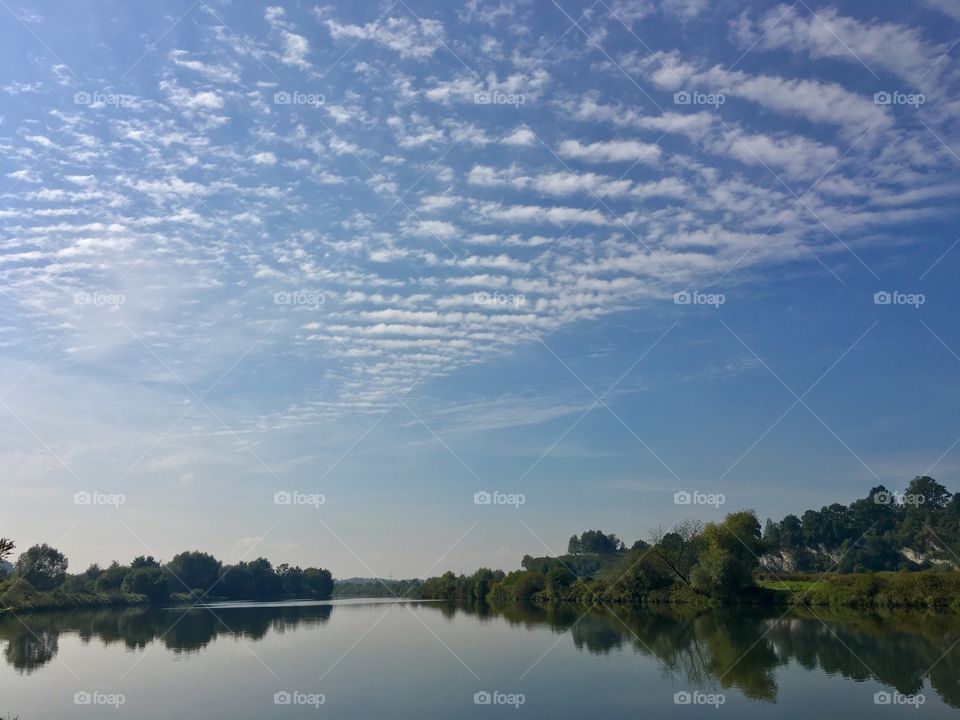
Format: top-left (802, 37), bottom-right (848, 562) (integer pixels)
top-left (1, 0), bottom-right (959, 577)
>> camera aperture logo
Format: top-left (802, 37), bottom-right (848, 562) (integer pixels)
top-left (674, 90), bottom-right (725, 108)
top-left (274, 290), bottom-right (325, 308)
top-left (74, 690), bottom-right (125, 708)
top-left (474, 291), bottom-right (526, 307)
top-left (873, 490), bottom-right (925, 507)
top-left (674, 690), bottom-right (725, 707)
top-left (873, 290), bottom-right (924, 308)
top-left (74, 90), bottom-right (134, 108)
top-left (874, 690), bottom-right (924, 707)
top-left (273, 690), bottom-right (325, 707)
top-left (873, 90), bottom-right (925, 108)
top-left (74, 490), bottom-right (126, 508)
top-left (473, 690), bottom-right (525, 708)
top-left (74, 290), bottom-right (125, 307)
top-left (273, 91), bottom-right (325, 107)
top-left (473, 89), bottom-right (525, 107)
top-left (474, 490), bottom-right (525, 509)
top-left (674, 290), bottom-right (725, 308)
top-left (674, 490), bottom-right (725, 508)
top-left (274, 490), bottom-right (325, 508)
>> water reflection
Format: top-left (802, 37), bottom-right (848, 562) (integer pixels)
top-left (0, 601), bottom-right (333, 673)
top-left (461, 602), bottom-right (960, 707)
top-left (1, 600), bottom-right (958, 707)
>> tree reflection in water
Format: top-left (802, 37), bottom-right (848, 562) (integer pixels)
top-left (1, 600), bottom-right (957, 706)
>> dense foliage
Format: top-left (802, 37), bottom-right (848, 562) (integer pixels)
top-left (418, 477), bottom-right (960, 607)
top-left (0, 542), bottom-right (332, 611)
top-left (761, 476), bottom-right (959, 572)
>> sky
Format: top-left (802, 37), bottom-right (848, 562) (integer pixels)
top-left (0, 0), bottom-right (958, 578)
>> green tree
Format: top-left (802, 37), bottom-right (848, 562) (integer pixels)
top-left (131, 555), bottom-right (160, 569)
top-left (544, 565), bottom-right (575, 600)
top-left (614, 552), bottom-right (671, 602)
top-left (246, 557), bottom-right (283, 598)
top-left (165, 551), bottom-right (221, 591)
top-left (779, 515), bottom-right (804, 548)
top-left (15, 544), bottom-right (68, 591)
top-left (302, 568), bottom-right (333, 598)
top-left (95, 561), bottom-right (130, 591)
top-left (650, 520), bottom-right (703, 585)
top-left (906, 476), bottom-right (951, 509)
top-left (690, 511), bottom-right (762, 599)
top-left (219, 563), bottom-right (255, 598)
top-left (471, 568), bottom-right (495, 600)
top-left (277, 564), bottom-right (304, 596)
top-left (0, 538), bottom-right (14, 563)
top-left (122, 567), bottom-right (170, 603)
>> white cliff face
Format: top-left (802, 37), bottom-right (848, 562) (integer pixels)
top-left (759, 551), bottom-right (796, 573)
top-left (758, 545), bottom-right (960, 573)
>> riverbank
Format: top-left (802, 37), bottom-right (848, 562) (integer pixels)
top-left (418, 569), bottom-right (960, 611)
top-left (0, 581), bottom-right (338, 614)
top-left (757, 571), bottom-right (960, 610)
top-left (0, 583), bottom-right (147, 614)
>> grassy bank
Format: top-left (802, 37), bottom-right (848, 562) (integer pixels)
top-left (0, 581), bottom-right (147, 614)
top-left (757, 570), bottom-right (960, 610)
top-left (537, 571), bottom-right (960, 610)
top-left (0, 588), bottom-right (149, 614)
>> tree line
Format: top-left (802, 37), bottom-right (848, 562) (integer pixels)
top-left (419, 477), bottom-right (960, 606)
top-left (761, 476), bottom-right (959, 572)
top-left (0, 541), bottom-right (332, 607)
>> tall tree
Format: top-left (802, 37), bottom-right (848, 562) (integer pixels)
top-left (165, 551), bottom-right (221, 591)
top-left (650, 520), bottom-right (703, 585)
top-left (0, 538), bottom-right (14, 564)
top-left (15, 544), bottom-right (68, 591)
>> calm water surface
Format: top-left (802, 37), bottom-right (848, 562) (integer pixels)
top-left (1, 599), bottom-right (958, 718)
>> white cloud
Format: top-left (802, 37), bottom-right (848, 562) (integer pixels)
top-left (557, 139), bottom-right (663, 163)
top-left (251, 152), bottom-right (277, 165)
top-left (502, 126), bottom-right (536, 146)
top-left (325, 16), bottom-right (446, 60)
top-left (169, 50), bottom-right (240, 83)
top-left (741, 4), bottom-right (949, 86)
top-left (281, 31), bottom-right (311, 69)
